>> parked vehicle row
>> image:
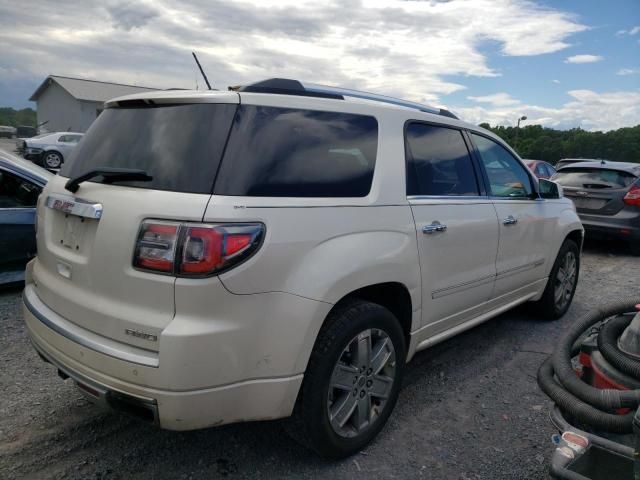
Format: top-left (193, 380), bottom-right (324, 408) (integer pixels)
top-left (21, 78), bottom-right (583, 457)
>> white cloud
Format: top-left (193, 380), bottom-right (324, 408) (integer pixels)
top-left (454, 89), bottom-right (640, 131)
top-left (617, 68), bottom-right (640, 76)
top-left (468, 92), bottom-right (521, 107)
top-left (0, 0), bottom-right (587, 107)
top-left (616, 26), bottom-right (639, 36)
top-left (565, 54), bottom-right (603, 64)
top-left (552, 79), bottom-right (561, 84)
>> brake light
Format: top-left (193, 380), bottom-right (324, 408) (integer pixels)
top-left (624, 184), bottom-right (640, 207)
top-left (134, 221), bottom-right (264, 276)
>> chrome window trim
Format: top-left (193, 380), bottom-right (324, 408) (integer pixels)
top-left (45, 193), bottom-right (103, 219)
top-left (407, 194), bottom-right (490, 201)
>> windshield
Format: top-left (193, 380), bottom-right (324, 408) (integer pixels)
top-left (60, 104), bottom-right (237, 194)
top-left (553, 168), bottom-right (637, 189)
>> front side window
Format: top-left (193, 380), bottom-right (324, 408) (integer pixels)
top-left (405, 123), bottom-right (479, 196)
top-left (214, 106), bottom-right (378, 197)
top-left (0, 170), bottom-right (41, 208)
top-left (471, 133), bottom-right (533, 198)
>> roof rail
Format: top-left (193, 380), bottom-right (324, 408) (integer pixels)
top-left (234, 78), bottom-right (459, 119)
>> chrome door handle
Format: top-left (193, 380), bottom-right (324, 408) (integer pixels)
top-left (423, 222), bottom-right (447, 234)
top-left (502, 215), bottom-right (518, 226)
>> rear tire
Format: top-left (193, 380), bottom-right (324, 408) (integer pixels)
top-left (534, 239), bottom-right (579, 320)
top-left (286, 300), bottom-right (406, 458)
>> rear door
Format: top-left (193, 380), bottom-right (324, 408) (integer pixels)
top-left (554, 167), bottom-right (637, 216)
top-left (33, 97), bottom-right (238, 350)
top-left (406, 122), bottom-right (499, 336)
top-left (469, 132), bottom-right (550, 299)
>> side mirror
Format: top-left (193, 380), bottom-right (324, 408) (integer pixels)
top-left (539, 178), bottom-right (563, 199)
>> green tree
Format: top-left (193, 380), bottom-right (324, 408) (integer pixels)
top-left (480, 123), bottom-right (640, 164)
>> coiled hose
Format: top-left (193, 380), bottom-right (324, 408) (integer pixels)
top-left (537, 298), bottom-right (640, 434)
top-left (598, 315), bottom-right (640, 379)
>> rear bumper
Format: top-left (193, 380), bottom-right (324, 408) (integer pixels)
top-left (22, 280), bottom-right (328, 430)
top-left (578, 210), bottom-right (640, 242)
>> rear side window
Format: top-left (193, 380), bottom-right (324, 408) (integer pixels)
top-left (214, 106), bottom-right (378, 197)
top-left (60, 104), bottom-right (237, 194)
top-left (554, 168), bottom-right (637, 189)
top-left (405, 123), bottom-right (479, 196)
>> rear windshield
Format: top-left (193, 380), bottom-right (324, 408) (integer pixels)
top-left (60, 104), bottom-right (237, 194)
top-left (554, 168), bottom-right (637, 189)
top-left (214, 105), bottom-right (378, 197)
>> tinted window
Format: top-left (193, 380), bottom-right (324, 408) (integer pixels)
top-left (60, 104), bottom-right (237, 194)
top-left (405, 123), bottom-right (479, 196)
top-left (554, 168), bottom-right (637, 189)
top-left (471, 133), bottom-right (533, 198)
top-left (0, 170), bottom-right (41, 208)
top-left (214, 106), bottom-right (378, 197)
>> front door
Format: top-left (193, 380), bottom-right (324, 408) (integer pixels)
top-left (405, 122), bottom-right (499, 339)
top-left (469, 133), bottom-right (550, 299)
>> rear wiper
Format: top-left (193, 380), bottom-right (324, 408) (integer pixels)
top-left (65, 167), bottom-right (152, 193)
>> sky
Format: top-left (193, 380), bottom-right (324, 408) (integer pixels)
top-left (0, 0), bottom-right (638, 131)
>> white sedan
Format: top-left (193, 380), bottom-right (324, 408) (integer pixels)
top-left (18, 132), bottom-right (84, 169)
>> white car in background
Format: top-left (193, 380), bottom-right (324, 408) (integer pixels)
top-left (18, 132), bottom-right (84, 169)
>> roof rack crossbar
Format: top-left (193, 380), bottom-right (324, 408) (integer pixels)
top-left (235, 78), bottom-right (459, 120)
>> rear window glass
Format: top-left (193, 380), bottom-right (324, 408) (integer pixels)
top-left (60, 104), bottom-right (237, 194)
top-left (554, 168), bottom-right (637, 189)
top-left (214, 106), bottom-right (378, 197)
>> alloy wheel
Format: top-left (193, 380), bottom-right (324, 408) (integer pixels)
top-left (44, 153), bottom-right (61, 168)
top-left (554, 251), bottom-right (577, 311)
top-left (327, 328), bottom-right (396, 438)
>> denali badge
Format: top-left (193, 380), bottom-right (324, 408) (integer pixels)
top-left (125, 328), bottom-right (158, 342)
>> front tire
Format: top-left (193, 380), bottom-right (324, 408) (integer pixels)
top-left (534, 239), bottom-right (580, 320)
top-left (287, 300), bottom-right (406, 458)
top-left (42, 151), bottom-right (63, 169)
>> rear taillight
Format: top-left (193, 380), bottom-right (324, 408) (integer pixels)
top-left (134, 221), bottom-right (264, 276)
top-left (624, 184), bottom-right (640, 207)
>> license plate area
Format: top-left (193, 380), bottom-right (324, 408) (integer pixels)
top-left (568, 196), bottom-right (608, 211)
top-left (55, 214), bottom-right (88, 251)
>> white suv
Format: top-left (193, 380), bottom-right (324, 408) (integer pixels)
top-left (22, 79), bottom-right (583, 457)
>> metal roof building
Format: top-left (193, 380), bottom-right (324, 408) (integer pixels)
top-left (29, 75), bottom-right (160, 133)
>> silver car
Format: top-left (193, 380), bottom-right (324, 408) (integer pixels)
top-left (18, 132), bottom-right (84, 169)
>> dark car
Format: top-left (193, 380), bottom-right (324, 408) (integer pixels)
top-left (525, 159), bottom-right (556, 179)
top-left (0, 152), bottom-right (52, 284)
top-left (16, 125), bottom-right (38, 138)
top-left (552, 161), bottom-right (640, 254)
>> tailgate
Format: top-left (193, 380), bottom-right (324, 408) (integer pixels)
top-left (32, 175), bottom-right (212, 351)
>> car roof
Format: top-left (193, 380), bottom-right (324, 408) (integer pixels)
top-left (105, 79), bottom-right (489, 133)
top-left (0, 151), bottom-right (53, 184)
top-left (556, 160), bottom-right (640, 175)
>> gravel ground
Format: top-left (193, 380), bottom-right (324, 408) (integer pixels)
top-left (1, 240), bottom-right (638, 480)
